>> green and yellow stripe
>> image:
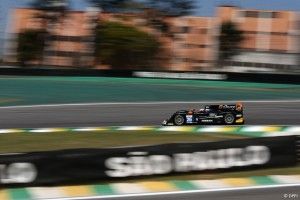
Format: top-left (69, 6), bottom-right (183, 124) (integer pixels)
top-left (1, 175), bottom-right (300, 200)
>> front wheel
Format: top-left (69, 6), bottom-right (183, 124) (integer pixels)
top-left (174, 115), bottom-right (185, 126)
top-left (224, 113), bottom-right (235, 124)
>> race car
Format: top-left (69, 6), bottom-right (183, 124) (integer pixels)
top-left (162, 103), bottom-right (244, 126)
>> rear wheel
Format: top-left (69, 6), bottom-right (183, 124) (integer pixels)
top-left (174, 115), bottom-right (185, 126)
top-left (224, 113), bottom-right (235, 124)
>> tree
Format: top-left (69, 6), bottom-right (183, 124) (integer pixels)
top-left (218, 21), bottom-right (244, 66)
top-left (89, 0), bottom-right (195, 68)
top-left (143, 0), bottom-right (194, 34)
top-left (90, 0), bottom-right (195, 34)
top-left (145, 0), bottom-right (194, 17)
top-left (17, 29), bottom-right (46, 66)
top-left (89, 0), bottom-right (194, 16)
top-left (95, 21), bottom-right (160, 69)
top-left (89, 0), bottom-right (133, 12)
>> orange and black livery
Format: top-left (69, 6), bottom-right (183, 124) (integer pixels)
top-left (162, 102), bottom-right (244, 126)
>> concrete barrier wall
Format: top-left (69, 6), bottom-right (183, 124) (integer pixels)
top-left (0, 66), bottom-right (300, 84)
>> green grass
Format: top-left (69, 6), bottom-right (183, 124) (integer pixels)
top-left (0, 131), bottom-right (245, 153)
top-left (0, 76), bottom-right (300, 106)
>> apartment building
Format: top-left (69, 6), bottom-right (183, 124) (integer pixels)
top-left (5, 8), bottom-right (96, 67)
top-left (217, 6), bottom-right (300, 70)
top-left (4, 6), bottom-right (300, 70)
top-left (167, 16), bottom-right (216, 70)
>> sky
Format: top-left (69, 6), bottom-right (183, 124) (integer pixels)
top-left (0, 0), bottom-right (300, 41)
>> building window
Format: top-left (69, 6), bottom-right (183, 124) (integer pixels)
top-left (242, 11), bottom-right (278, 18)
top-left (238, 11), bottom-right (245, 18)
top-left (181, 26), bottom-right (190, 33)
top-left (259, 11), bottom-right (278, 18)
top-left (183, 44), bottom-right (210, 48)
top-left (175, 57), bottom-right (185, 63)
top-left (187, 59), bottom-right (209, 64)
top-left (243, 31), bottom-right (288, 36)
top-left (174, 34), bottom-right (185, 40)
top-left (192, 60), bottom-right (204, 63)
top-left (199, 44), bottom-right (209, 48)
top-left (199, 28), bottom-right (208, 34)
top-left (244, 11), bottom-right (259, 18)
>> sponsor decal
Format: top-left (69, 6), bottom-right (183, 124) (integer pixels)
top-left (209, 113), bottom-right (216, 117)
top-left (186, 115), bottom-right (193, 123)
top-left (201, 119), bottom-right (213, 123)
top-left (105, 146), bottom-right (270, 177)
top-left (133, 72), bottom-right (227, 80)
top-left (219, 105), bottom-right (236, 109)
top-left (236, 118), bottom-right (244, 123)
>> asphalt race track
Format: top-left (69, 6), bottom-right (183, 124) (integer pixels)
top-left (66, 185), bottom-right (300, 200)
top-left (0, 101), bottom-right (298, 128)
top-left (0, 101), bottom-right (299, 200)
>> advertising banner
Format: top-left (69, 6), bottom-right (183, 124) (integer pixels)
top-left (0, 136), bottom-right (297, 187)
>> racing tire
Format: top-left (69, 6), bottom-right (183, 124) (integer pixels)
top-left (174, 114), bottom-right (185, 126)
top-left (224, 113), bottom-right (235, 125)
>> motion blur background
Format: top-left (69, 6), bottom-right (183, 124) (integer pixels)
top-left (0, 1), bottom-right (300, 200)
top-left (0, 0), bottom-right (300, 73)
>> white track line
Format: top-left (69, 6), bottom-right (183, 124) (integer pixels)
top-left (0, 100), bottom-right (300, 109)
top-left (44, 183), bottom-right (300, 200)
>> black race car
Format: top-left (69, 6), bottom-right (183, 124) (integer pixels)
top-left (162, 103), bottom-right (244, 126)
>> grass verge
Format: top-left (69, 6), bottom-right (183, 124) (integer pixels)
top-left (0, 130), bottom-right (245, 153)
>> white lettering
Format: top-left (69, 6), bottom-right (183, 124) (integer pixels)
top-left (105, 146), bottom-right (271, 177)
top-left (0, 163), bottom-right (37, 183)
top-left (133, 72), bottom-right (227, 80)
top-left (105, 157), bottom-right (130, 177)
top-left (105, 155), bottom-right (172, 177)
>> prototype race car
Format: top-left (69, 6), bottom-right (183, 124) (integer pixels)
top-left (162, 103), bottom-right (244, 126)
